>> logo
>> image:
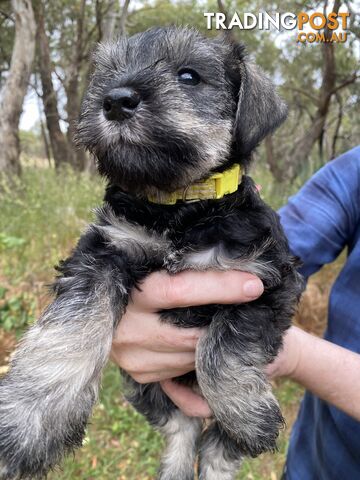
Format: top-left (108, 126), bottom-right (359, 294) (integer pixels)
top-left (204, 11), bottom-right (351, 43)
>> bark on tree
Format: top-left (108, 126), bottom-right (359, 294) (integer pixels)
top-left (101, 0), bottom-right (117, 40)
top-left (265, 135), bottom-right (283, 181)
top-left (34, 73), bottom-right (51, 166)
top-left (0, 0), bottom-right (36, 176)
top-left (331, 92), bottom-right (343, 159)
top-left (64, 0), bottom-right (87, 170)
top-left (118, 0), bottom-right (130, 36)
top-left (35, 0), bottom-right (72, 169)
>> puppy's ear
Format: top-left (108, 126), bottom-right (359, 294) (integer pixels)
top-left (231, 46), bottom-right (288, 158)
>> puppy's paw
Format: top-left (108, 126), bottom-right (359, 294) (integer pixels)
top-left (236, 393), bottom-right (284, 457)
top-left (0, 372), bottom-right (90, 480)
top-left (0, 461), bottom-right (13, 480)
top-left (197, 349), bottom-right (284, 457)
top-left (214, 383), bottom-right (284, 456)
top-left (163, 249), bottom-right (188, 274)
top-left (158, 471), bottom-right (194, 480)
top-left (198, 423), bottom-right (242, 480)
top-left (0, 381), bottom-right (48, 479)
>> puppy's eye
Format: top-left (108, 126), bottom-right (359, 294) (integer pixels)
top-left (177, 68), bottom-right (201, 85)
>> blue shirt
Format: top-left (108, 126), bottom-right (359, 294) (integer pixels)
top-left (278, 146), bottom-right (360, 480)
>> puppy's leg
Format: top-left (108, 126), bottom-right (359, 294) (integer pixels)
top-left (158, 410), bottom-right (202, 480)
top-left (198, 422), bottom-right (242, 480)
top-left (0, 235), bottom-right (133, 479)
top-left (196, 307), bottom-right (284, 458)
top-left (123, 375), bottom-right (202, 480)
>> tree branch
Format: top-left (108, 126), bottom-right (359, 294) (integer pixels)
top-left (284, 86), bottom-right (320, 105)
top-left (330, 73), bottom-right (359, 95)
top-left (331, 91), bottom-right (343, 158)
top-left (0, 9), bottom-right (15, 22)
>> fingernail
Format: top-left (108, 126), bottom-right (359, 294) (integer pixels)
top-left (243, 279), bottom-right (263, 298)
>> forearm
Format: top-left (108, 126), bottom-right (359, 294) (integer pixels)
top-left (279, 326), bottom-right (360, 420)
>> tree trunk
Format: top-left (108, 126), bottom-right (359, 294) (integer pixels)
top-left (35, 0), bottom-right (72, 169)
top-left (265, 135), bottom-right (284, 182)
top-left (34, 73), bottom-right (52, 166)
top-left (118, 0), bottom-right (130, 36)
top-left (64, 0), bottom-right (87, 170)
top-left (0, 0), bottom-right (36, 176)
top-left (101, 0), bottom-right (117, 40)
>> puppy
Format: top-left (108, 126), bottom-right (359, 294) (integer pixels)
top-left (0, 27), bottom-right (304, 480)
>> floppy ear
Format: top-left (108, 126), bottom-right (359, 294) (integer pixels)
top-left (233, 58), bottom-right (288, 157)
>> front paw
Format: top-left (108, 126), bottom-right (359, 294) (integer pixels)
top-left (236, 394), bottom-right (284, 457)
top-left (163, 249), bottom-right (188, 274)
top-left (158, 471), bottom-right (194, 480)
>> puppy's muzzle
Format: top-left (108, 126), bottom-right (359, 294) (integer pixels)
top-left (103, 87), bottom-right (141, 121)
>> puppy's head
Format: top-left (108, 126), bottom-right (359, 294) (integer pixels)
top-left (77, 27), bottom-right (287, 194)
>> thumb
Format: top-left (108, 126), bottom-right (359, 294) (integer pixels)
top-left (160, 379), bottom-right (212, 418)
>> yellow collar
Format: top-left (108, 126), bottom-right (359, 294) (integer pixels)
top-left (148, 164), bottom-right (242, 205)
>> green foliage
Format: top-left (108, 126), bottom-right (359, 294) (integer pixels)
top-left (0, 0), bottom-right (14, 86)
top-left (19, 128), bottom-right (46, 160)
top-left (250, 161), bottom-right (299, 210)
top-left (0, 233), bottom-right (26, 250)
top-left (129, 0), bottom-right (217, 35)
top-left (0, 166), bottom-right (104, 281)
top-left (0, 287), bottom-right (36, 333)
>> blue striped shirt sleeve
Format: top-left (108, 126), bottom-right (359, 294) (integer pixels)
top-left (278, 146), bottom-right (360, 278)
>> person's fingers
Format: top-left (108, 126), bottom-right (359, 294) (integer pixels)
top-left (113, 309), bottom-right (204, 353)
top-left (160, 379), bottom-right (212, 418)
top-left (127, 368), bottom-right (194, 384)
top-left (133, 270), bottom-right (264, 311)
top-left (111, 347), bottom-right (195, 376)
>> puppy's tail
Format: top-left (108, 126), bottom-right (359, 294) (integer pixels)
top-left (195, 310), bottom-right (284, 458)
top-left (0, 287), bottom-right (116, 480)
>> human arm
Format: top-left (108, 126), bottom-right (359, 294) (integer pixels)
top-left (266, 326), bottom-right (360, 421)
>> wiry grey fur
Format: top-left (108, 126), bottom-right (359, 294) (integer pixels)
top-left (0, 26), bottom-right (303, 480)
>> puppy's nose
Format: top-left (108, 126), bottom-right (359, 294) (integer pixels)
top-left (103, 87), bottom-right (141, 121)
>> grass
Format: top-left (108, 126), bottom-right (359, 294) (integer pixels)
top-left (0, 163), bottom-right (320, 479)
top-left (0, 166), bottom-right (104, 282)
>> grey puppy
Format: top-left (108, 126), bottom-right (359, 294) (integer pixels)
top-left (0, 27), bottom-right (303, 480)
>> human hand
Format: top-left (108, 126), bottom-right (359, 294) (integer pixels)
top-left (111, 270), bottom-right (264, 416)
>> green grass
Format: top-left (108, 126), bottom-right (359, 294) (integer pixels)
top-left (0, 164), bottom-right (304, 479)
top-left (0, 166), bottom-right (104, 282)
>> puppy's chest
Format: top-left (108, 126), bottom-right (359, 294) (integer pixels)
top-left (101, 208), bottom-right (276, 282)
top-left (102, 214), bottom-right (235, 271)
